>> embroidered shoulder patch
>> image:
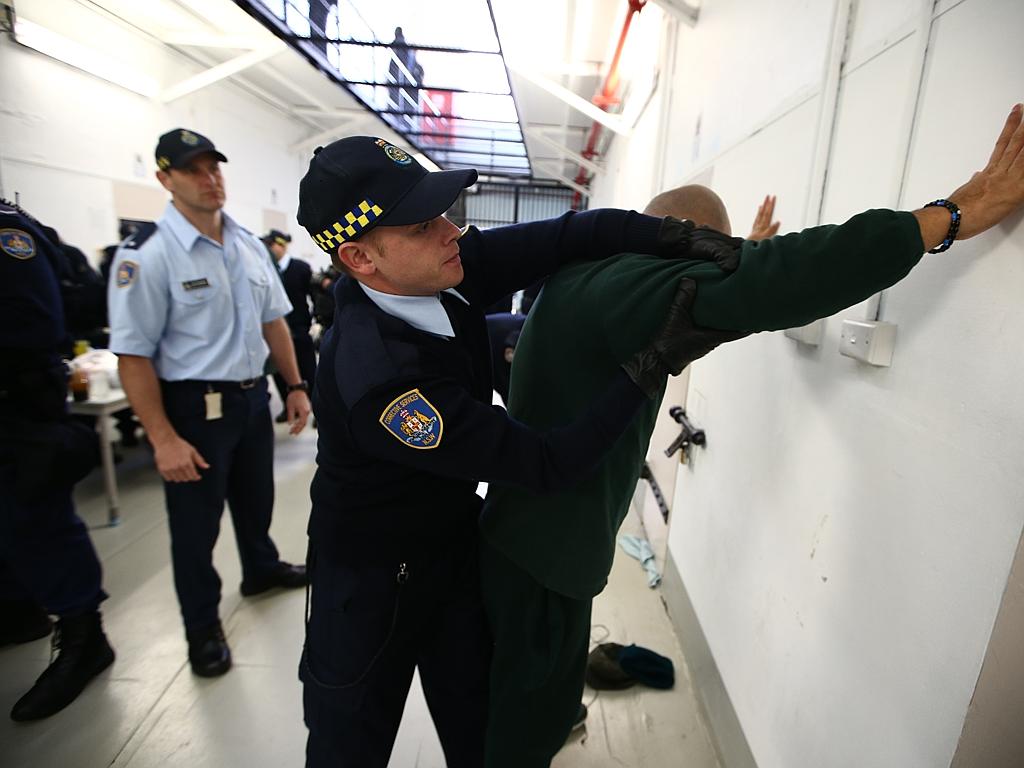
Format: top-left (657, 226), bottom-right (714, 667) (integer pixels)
top-left (0, 228), bottom-right (36, 259)
top-left (116, 260), bottom-right (139, 287)
top-left (379, 389), bottom-right (443, 450)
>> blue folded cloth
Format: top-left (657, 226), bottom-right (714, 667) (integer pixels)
top-left (617, 534), bottom-right (661, 587)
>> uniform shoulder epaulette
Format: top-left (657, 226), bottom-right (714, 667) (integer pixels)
top-left (335, 308), bottom-right (407, 406)
top-left (122, 222), bottom-right (158, 250)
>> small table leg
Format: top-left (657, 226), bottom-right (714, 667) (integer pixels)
top-left (97, 410), bottom-right (120, 526)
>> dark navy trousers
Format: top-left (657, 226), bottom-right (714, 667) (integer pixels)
top-left (0, 469), bottom-right (106, 617)
top-left (161, 378), bottom-right (281, 632)
top-left (301, 535), bottom-right (491, 768)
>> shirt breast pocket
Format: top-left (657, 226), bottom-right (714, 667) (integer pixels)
top-left (170, 278), bottom-right (217, 306)
top-left (247, 271), bottom-right (272, 314)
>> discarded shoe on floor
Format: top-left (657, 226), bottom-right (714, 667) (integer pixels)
top-left (585, 642), bottom-right (675, 690)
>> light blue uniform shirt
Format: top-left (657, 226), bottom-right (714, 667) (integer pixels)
top-left (360, 284), bottom-right (467, 339)
top-left (108, 202), bottom-right (292, 381)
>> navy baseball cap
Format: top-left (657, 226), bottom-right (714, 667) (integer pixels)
top-left (155, 128), bottom-right (228, 171)
top-left (262, 229), bottom-right (292, 246)
top-left (297, 136), bottom-right (477, 253)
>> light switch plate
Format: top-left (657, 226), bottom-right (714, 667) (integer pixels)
top-left (839, 320), bottom-right (897, 366)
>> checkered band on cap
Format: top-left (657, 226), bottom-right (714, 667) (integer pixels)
top-left (313, 199), bottom-right (384, 252)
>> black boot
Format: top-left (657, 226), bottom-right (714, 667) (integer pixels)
top-left (187, 621), bottom-right (232, 677)
top-left (10, 611), bottom-right (115, 722)
top-left (0, 600), bottom-right (52, 646)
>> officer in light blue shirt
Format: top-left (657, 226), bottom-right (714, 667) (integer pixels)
top-left (108, 128), bottom-right (312, 678)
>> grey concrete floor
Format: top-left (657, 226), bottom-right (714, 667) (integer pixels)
top-left (0, 407), bottom-right (719, 768)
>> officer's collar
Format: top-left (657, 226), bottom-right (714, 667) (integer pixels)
top-left (358, 283), bottom-right (468, 338)
top-left (276, 253), bottom-right (291, 272)
top-left (161, 201), bottom-right (239, 251)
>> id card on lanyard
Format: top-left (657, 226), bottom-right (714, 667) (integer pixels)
top-left (205, 387), bottom-right (223, 420)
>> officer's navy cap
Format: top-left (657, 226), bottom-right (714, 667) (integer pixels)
top-left (263, 229), bottom-right (292, 246)
top-left (155, 128), bottom-right (228, 172)
top-left (297, 136), bottom-right (477, 254)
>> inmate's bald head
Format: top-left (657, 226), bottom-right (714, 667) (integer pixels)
top-left (644, 184), bottom-right (732, 235)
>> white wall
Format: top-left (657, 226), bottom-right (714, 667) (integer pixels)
top-left (0, 0), bottom-right (327, 270)
top-left (589, 0), bottom-right (1024, 766)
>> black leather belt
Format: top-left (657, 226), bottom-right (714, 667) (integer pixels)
top-left (162, 378), bottom-right (262, 391)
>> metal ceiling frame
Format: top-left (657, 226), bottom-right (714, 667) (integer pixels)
top-left (230, 0), bottom-right (535, 179)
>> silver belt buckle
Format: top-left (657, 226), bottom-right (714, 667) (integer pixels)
top-left (239, 378), bottom-right (257, 390)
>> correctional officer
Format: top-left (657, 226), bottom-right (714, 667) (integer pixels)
top-left (295, 136), bottom-right (743, 767)
top-left (0, 200), bottom-right (115, 721)
top-left (108, 128), bottom-right (312, 678)
top-left (262, 229), bottom-right (317, 422)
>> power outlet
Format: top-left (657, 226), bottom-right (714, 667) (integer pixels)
top-left (839, 320), bottom-right (897, 366)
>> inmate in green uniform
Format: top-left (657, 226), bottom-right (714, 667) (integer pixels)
top-left (479, 209), bottom-right (925, 767)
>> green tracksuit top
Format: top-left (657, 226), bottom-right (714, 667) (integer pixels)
top-left (480, 209), bottom-right (925, 599)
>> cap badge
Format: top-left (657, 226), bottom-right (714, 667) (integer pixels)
top-left (157, 155), bottom-right (171, 170)
top-left (180, 130), bottom-right (199, 146)
top-left (374, 139), bottom-right (412, 166)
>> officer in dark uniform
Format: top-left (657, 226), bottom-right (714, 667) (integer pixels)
top-left (483, 312), bottom-right (525, 405)
top-left (310, 264), bottom-right (341, 334)
top-left (108, 128), bottom-right (312, 678)
top-left (0, 200), bottom-right (115, 722)
top-left (262, 229), bottom-right (317, 421)
top-left (295, 136), bottom-right (743, 767)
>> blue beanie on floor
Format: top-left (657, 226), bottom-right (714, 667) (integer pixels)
top-left (617, 644), bottom-right (675, 689)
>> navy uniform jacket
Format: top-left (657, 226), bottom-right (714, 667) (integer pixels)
top-left (276, 257), bottom-right (314, 335)
top-left (1, 202), bottom-right (98, 491)
top-left (1, 204), bottom-right (66, 361)
top-left (310, 209), bottom-right (664, 564)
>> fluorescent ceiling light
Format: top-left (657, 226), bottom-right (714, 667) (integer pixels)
top-left (14, 18), bottom-right (159, 98)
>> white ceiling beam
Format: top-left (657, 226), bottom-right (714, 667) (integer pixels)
top-left (507, 63), bottom-right (632, 136)
top-left (292, 106), bottom-right (368, 118)
top-left (289, 118), bottom-right (361, 153)
top-left (258, 65), bottom-right (340, 114)
top-left (162, 33), bottom-right (268, 49)
top-left (532, 159), bottom-right (590, 198)
top-left (524, 126), bottom-right (603, 176)
top-left (649, 0), bottom-right (701, 26)
top-left (160, 42), bottom-right (285, 102)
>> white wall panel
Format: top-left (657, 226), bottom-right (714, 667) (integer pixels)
top-left (660, 0), bottom-right (832, 179)
top-left (591, 0), bottom-right (1024, 766)
top-left (846, 0), bottom-right (921, 67)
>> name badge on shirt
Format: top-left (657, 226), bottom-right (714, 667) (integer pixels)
top-left (182, 277), bottom-right (211, 291)
top-left (204, 391), bottom-right (223, 421)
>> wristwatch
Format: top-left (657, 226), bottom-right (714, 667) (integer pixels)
top-left (286, 380), bottom-right (310, 394)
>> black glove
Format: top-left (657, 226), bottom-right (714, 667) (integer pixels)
top-left (657, 216), bottom-right (745, 273)
top-left (622, 278), bottom-right (748, 398)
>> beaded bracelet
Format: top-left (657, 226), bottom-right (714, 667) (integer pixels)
top-left (923, 199), bottom-right (961, 253)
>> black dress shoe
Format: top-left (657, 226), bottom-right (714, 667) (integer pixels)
top-left (274, 410), bottom-right (288, 424)
top-left (0, 600), bottom-right (52, 646)
top-left (10, 611), bottom-right (115, 721)
top-left (187, 622), bottom-right (231, 678)
top-left (239, 562), bottom-right (308, 596)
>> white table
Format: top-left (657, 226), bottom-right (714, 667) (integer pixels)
top-left (68, 389), bottom-right (130, 526)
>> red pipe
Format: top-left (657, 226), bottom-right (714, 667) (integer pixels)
top-left (572, 0), bottom-right (646, 207)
